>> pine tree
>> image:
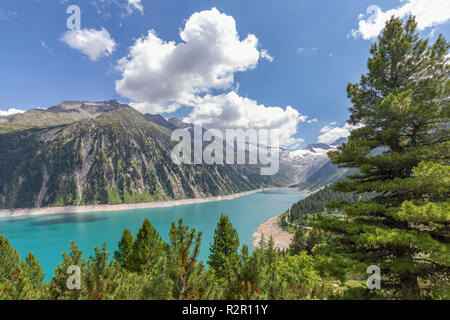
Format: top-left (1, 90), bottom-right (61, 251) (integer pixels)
top-left (50, 241), bottom-right (86, 300)
top-left (114, 228), bottom-right (134, 269)
top-left (127, 219), bottom-right (166, 273)
top-left (289, 229), bottom-right (309, 255)
top-left (0, 236), bottom-right (29, 299)
top-left (84, 244), bottom-right (122, 300)
top-left (167, 219), bottom-right (211, 300)
top-left (208, 214), bottom-right (240, 278)
top-left (0, 235), bottom-right (20, 282)
top-left (24, 252), bottom-right (45, 289)
top-left (313, 16), bottom-right (449, 299)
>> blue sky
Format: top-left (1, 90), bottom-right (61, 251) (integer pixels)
top-left (0, 0), bottom-right (449, 147)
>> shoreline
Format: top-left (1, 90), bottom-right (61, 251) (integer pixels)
top-left (252, 187), bottom-right (318, 250)
top-left (251, 188), bottom-right (313, 250)
top-left (252, 214), bottom-right (293, 251)
top-left (0, 187), bottom-right (290, 219)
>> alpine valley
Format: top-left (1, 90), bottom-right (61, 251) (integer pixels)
top-left (0, 100), bottom-right (346, 210)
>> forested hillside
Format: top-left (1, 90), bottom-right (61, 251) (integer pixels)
top-left (286, 187), bottom-right (371, 226)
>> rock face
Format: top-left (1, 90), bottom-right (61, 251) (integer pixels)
top-left (0, 101), bottom-right (289, 209)
top-left (280, 143), bottom-right (337, 185)
top-left (279, 138), bottom-right (351, 188)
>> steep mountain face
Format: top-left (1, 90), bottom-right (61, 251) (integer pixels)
top-left (280, 143), bottom-right (336, 184)
top-left (295, 160), bottom-right (356, 191)
top-left (279, 138), bottom-right (352, 188)
top-left (294, 143), bottom-right (389, 191)
top-left (0, 101), bottom-right (289, 209)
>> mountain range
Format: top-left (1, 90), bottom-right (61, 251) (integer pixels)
top-left (0, 100), bottom-right (348, 209)
top-left (0, 101), bottom-right (292, 209)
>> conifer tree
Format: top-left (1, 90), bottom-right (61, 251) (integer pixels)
top-left (127, 219), bottom-right (166, 273)
top-left (114, 228), bottom-right (134, 269)
top-left (208, 214), bottom-right (240, 278)
top-left (0, 236), bottom-right (47, 299)
top-left (50, 241), bottom-right (86, 300)
top-left (167, 219), bottom-right (211, 300)
top-left (313, 16), bottom-right (449, 299)
top-left (289, 229), bottom-right (308, 255)
top-left (84, 244), bottom-right (122, 300)
top-left (0, 235), bottom-right (20, 282)
top-left (221, 244), bottom-right (264, 299)
top-left (24, 252), bottom-right (45, 290)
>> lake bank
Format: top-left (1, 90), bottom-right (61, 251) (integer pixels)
top-left (0, 187), bottom-right (289, 218)
top-left (251, 188), bottom-right (317, 250)
top-left (252, 214), bottom-right (293, 251)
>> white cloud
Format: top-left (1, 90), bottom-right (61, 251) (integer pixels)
top-left (116, 8), bottom-right (304, 147)
top-left (317, 123), bottom-right (361, 144)
top-left (183, 92), bottom-right (306, 146)
top-left (260, 49), bottom-right (274, 62)
top-left (0, 108), bottom-right (25, 117)
top-left (116, 8), bottom-right (266, 113)
top-left (126, 0), bottom-right (143, 14)
top-left (351, 0), bottom-right (450, 40)
top-left (60, 28), bottom-right (116, 61)
top-left (89, 0), bottom-right (143, 17)
top-left (320, 125), bottom-right (332, 133)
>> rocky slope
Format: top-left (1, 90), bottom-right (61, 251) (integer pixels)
top-left (0, 101), bottom-right (289, 209)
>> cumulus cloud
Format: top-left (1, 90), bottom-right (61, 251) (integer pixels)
top-left (60, 28), bottom-right (116, 60)
top-left (0, 108), bottom-right (25, 117)
top-left (116, 7), bottom-right (304, 147)
top-left (351, 0), bottom-right (450, 40)
top-left (183, 92), bottom-right (306, 146)
top-left (116, 8), bottom-right (266, 112)
top-left (317, 123), bottom-right (361, 144)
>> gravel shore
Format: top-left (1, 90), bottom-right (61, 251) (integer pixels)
top-left (252, 215), bottom-right (293, 251)
top-left (0, 188), bottom-right (280, 218)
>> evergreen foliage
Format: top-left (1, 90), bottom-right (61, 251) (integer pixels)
top-left (0, 217), bottom-right (332, 300)
top-left (208, 214), bottom-right (240, 278)
top-left (313, 16), bottom-right (450, 299)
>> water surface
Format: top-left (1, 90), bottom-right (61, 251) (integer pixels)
top-left (0, 189), bottom-right (305, 279)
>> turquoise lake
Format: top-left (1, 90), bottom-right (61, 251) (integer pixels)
top-left (0, 189), bottom-right (305, 279)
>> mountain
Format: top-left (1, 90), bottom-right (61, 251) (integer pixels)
top-left (142, 114), bottom-right (338, 186)
top-left (330, 137), bottom-right (348, 146)
top-left (280, 142), bottom-right (336, 185)
top-left (281, 137), bottom-right (352, 189)
top-left (0, 101), bottom-right (119, 134)
top-left (291, 139), bottom-right (390, 191)
top-left (143, 114), bottom-right (191, 131)
top-left (295, 159), bottom-right (356, 191)
top-left (0, 101), bottom-right (289, 209)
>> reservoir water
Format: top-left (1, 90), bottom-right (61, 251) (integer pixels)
top-left (0, 189), bottom-right (306, 279)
